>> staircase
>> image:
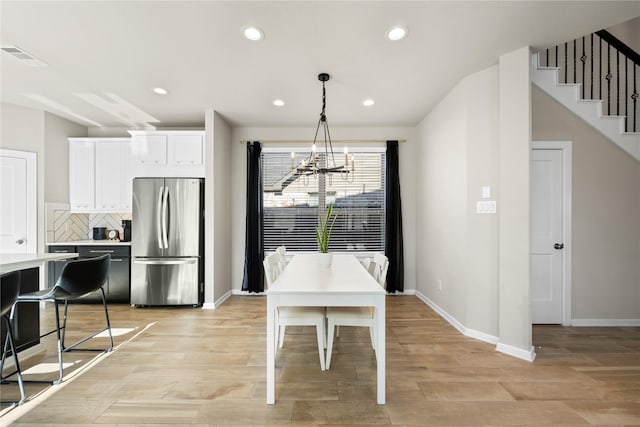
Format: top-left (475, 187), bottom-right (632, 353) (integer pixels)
top-left (531, 31), bottom-right (640, 161)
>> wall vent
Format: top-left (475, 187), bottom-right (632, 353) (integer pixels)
top-left (1, 45), bottom-right (48, 67)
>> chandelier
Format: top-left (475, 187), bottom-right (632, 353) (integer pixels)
top-left (292, 73), bottom-right (354, 184)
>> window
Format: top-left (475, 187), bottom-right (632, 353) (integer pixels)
top-left (262, 148), bottom-right (385, 254)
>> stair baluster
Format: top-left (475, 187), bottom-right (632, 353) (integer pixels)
top-left (543, 29), bottom-right (638, 133)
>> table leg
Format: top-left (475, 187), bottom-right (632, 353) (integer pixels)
top-left (266, 296), bottom-right (276, 404)
top-left (376, 296), bottom-right (386, 404)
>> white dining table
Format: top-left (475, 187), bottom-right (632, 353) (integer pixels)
top-left (266, 253), bottom-right (386, 404)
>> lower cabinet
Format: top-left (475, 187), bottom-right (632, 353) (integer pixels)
top-left (48, 245), bottom-right (131, 303)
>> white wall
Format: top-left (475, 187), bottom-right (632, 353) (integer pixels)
top-left (230, 126), bottom-right (417, 294)
top-left (213, 112), bottom-right (232, 305)
top-left (497, 47), bottom-right (533, 359)
top-left (607, 16), bottom-right (640, 52)
top-left (2, 103), bottom-right (46, 252)
top-left (414, 47), bottom-right (534, 360)
top-left (465, 68), bottom-right (500, 335)
top-left (43, 112), bottom-right (88, 204)
top-left (204, 110), bottom-right (233, 307)
top-left (416, 79), bottom-right (470, 326)
top-left (532, 86), bottom-right (640, 322)
top-left (415, 65), bottom-right (500, 337)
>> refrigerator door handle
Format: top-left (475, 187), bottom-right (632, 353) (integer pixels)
top-left (161, 185), bottom-right (169, 249)
top-left (133, 258), bottom-right (197, 265)
top-left (156, 186), bottom-right (164, 250)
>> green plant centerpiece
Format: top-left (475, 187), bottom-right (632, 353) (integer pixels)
top-left (315, 203), bottom-right (338, 266)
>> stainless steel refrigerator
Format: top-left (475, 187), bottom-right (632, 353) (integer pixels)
top-left (131, 178), bottom-right (204, 306)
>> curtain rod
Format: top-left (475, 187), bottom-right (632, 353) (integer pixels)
top-left (239, 139), bottom-right (406, 144)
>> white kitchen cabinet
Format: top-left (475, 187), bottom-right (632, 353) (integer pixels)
top-left (129, 130), bottom-right (204, 177)
top-left (69, 140), bottom-right (95, 211)
top-left (95, 140), bottom-right (133, 212)
top-left (167, 134), bottom-right (203, 165)
top-left (133, 134), bottom-right (167, 165)
top-left (69, 138), bottom-right (132, 213)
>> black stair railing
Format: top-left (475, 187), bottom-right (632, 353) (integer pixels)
top-left (543, 29), bottom-right (639, 133)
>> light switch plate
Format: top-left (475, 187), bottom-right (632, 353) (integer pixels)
top-left (482, 186), bottom-right (491, 199)
top-left (476, 200), bottom-right (497, 214)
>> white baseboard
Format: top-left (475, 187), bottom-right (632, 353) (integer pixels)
top-left (202, 290), bottom-right (233, 309)
top-left (388, 288), bottom-right (416, 295)
top-left (231, 289), bottom-right (266, 296)
top-left (496, 342), bottom-right (536, 362)
top-left (465, 327), bottom-right (499, 344)
top-left (417, 290), bottom-right (512, 351)
top-left (415, 291), bottom-right (466, 335)
top-left (570, 318), bottom-right (640, 327)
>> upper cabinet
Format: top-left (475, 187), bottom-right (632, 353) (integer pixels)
top-left (69, 140), bottom-right (96, 211)
top-left (129, 130), bottom-right (205, 177)
top-left (95, 140), bottom-right (133, 212)
top-left (69, 138), bottom-right (132, 213)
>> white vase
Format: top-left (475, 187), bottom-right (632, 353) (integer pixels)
top-left (317, 252), bottom-right (333, 268)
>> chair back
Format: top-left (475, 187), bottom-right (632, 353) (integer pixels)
top-left (275, 246), bottom-right (287, 270)
top-left (372, 253), bottom-right (389, 289)
top-left (366, 260), bottom-right (378, 278)
top-left (55, 254), bottom-right (110, 298)
top-left (263, 252), bottom-right (283, 289)
top-left (1, 270), bottom-right (21, 317)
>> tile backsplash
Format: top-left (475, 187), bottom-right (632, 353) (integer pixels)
top-left (46, 203), bottom-right (132, 242)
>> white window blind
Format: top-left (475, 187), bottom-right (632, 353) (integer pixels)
top-left (262, 149), bottom-right (385, 254)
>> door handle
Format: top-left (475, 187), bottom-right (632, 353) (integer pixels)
top-left (554, 243), bottom-right (564, 250)
top-left (161, 186), bottom-right (169, 249)
top-left (133, 258), bottom-right (196, 265)
top-left (157, 186), bottom-right (164, 249)
top-left (16, 238), bottom-right (25, 245)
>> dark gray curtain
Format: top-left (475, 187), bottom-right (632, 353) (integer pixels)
top-left (241, 141), bottom-right (264, 293)
top-left (385, 140), bottom-right (404, 293)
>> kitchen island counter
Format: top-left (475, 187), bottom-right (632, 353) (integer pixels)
top-left (0, 252), bottom-right (79, 274)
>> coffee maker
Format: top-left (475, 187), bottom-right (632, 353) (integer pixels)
top-left (121, 220), bottom-right (132, 242)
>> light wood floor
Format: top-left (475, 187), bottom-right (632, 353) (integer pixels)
top-left (1, 296), bottom-right (639, 425)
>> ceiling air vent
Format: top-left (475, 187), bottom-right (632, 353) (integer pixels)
top-left (1, 45), bottom-right (48, 67)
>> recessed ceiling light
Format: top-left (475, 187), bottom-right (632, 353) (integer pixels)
top-left (386, 25), bottom-right (408, 41)
top-left (153, 87), bottom-right (168, 95)
top-left (242, 26), bottom-right (264, 41)
top-left (273, 99), bottom-right (285, 107)
top-left (363, 99), bottom-right (375, 107)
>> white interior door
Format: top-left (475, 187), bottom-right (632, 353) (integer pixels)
top-left (0, 149), bottom-right (36, 253)
top-left (531, 149), bottom-right (564, 324)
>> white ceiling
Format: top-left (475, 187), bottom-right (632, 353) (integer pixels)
top-left (2, 1), bottom-right (639, 129)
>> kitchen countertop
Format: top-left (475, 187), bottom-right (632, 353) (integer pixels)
top-left (0, 252), bottom-right (80, 274)
top-left (47, 240), bottom-right (131, 246)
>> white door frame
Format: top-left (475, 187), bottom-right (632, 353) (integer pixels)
top-left (0, 148), bottom-right (37, 253)
top-left (531, 141), bottom-right (572, 325)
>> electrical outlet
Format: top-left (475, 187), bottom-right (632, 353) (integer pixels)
top-left (437, 279), bottom-right (442, 291)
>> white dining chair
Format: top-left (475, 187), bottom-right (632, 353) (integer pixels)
top-left (372, 253), bottom-right (389, 289)
top-left (325, 255), bottom-right (389, 370)
top-left (263, 252), bottom-right (326, 371)
top-left (275, 245), bottom-right (288, 270)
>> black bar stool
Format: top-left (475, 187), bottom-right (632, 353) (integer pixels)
top-left (1, 270), bottom-right (26, 406)
top-left (15, 254), bottom-right (113, 384)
